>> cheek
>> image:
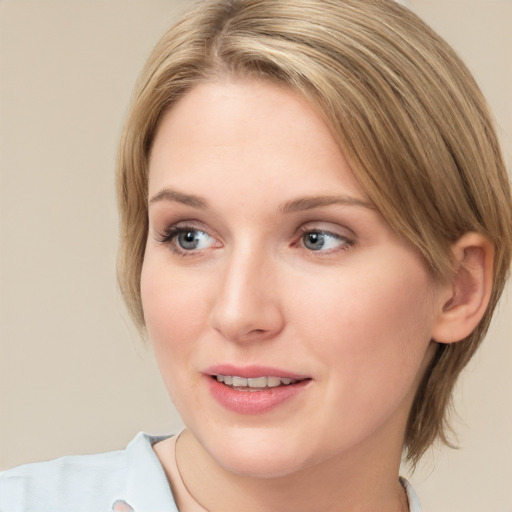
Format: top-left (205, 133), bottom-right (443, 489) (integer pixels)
top-left (140, 256), bottom-right (217, 415)
top-left (140, 255), bottom-right (211, 364)
top-left (292, 258), bottom-right (437, 405)
top-left (294, 260), bottom-right (435, 345)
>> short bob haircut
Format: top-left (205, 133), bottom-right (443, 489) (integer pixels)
top-left (116, 0), bottom-right (512, 465)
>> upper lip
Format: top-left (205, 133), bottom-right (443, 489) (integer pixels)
top-left (205, 364), bottom-right (310, 380)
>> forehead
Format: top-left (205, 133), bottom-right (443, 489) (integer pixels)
top-left (148, 78), bottom-right (368, 206)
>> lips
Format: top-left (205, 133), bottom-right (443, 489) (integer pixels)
top-left (206, 364), bottom-right (308, 380)
top-left (205, 365), bottom-right (311, 414)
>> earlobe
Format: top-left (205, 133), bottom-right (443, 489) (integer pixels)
top-left (432, 233), bottom-right (494, 344)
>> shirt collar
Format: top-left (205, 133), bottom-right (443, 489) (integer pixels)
top-left (111, 432), bottom-right (178, 512)
top-left (400, 476), bottom-right (423, 512)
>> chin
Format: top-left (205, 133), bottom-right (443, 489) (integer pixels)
top-left (215, 449), bottom-right (309, 479)
top-left (197, 427), bottom-right (320, 479)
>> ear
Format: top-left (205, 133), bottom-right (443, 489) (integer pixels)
top-left (432, 233), bottom-right (494, 344)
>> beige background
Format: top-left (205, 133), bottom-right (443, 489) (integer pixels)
top-left (0, 1), bottom-right (510, 510)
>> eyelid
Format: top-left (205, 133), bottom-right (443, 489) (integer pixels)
top-left (295, 220), bottom-right (355, 240)
top-left (154, 218), bottom-right (213, 240)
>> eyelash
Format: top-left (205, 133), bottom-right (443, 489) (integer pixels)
top-left (155, 225), bottom-right (216, 257)
top-left (295, 226), bottom-right (354, 254)
top-left (155, 224), bottom-right (354, 256)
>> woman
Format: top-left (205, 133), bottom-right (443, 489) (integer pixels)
top-left (1, 0), bottom-right (511, 511)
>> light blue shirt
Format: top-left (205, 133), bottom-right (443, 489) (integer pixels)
top-left (0, 433), bottom-right (422, 511)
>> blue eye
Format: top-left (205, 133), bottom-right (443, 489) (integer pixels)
top-left (302, 231), bottom-right (348, 251)
top-left (175, 229), bottom-right (215, 250)
top-left (157, 226), bottom-right (217, 254)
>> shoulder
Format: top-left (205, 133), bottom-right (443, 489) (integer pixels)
top-left (0, 432), bottom-right (175, 512)
top-left (0, 446), bottom-right (126, 512)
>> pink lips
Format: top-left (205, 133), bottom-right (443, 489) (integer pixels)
top-left (205, 364), bottom-right (311, 415)
top-left (206, 364), bottom-right (309, 380)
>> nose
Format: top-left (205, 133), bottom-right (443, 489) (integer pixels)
top-left (209, 245), bottom-right (285, 343)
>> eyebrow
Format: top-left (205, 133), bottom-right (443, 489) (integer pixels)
top-left (149, 188), bottom-right (374, 213)
top-left (279, 195), bottom-right (375, 213)
top-left (149, 189), bottom-right (208, 209)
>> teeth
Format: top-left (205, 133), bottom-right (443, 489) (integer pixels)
top-left (248, 377), bottom-right (267, 388)
top-left (232, 376), bottom-right (247, 387)
top-left (267, 376), bottom-right (281, 388)
top-left (216, 375), bottom-right (300, 388)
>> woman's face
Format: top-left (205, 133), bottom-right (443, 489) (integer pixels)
top-left (142, 78), bottom-right (444, 477)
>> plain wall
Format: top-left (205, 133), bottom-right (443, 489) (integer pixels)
top-left (1, 1), bottom-right (511, 510)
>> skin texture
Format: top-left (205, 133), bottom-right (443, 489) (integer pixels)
top-left (142, 78), bottom-right (451, 512)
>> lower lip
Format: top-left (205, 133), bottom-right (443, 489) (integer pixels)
top-left (206, 377), bottom-right (310, 415)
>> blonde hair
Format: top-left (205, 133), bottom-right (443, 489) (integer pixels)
top-left (116, 0), bottom-right (512, 464)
